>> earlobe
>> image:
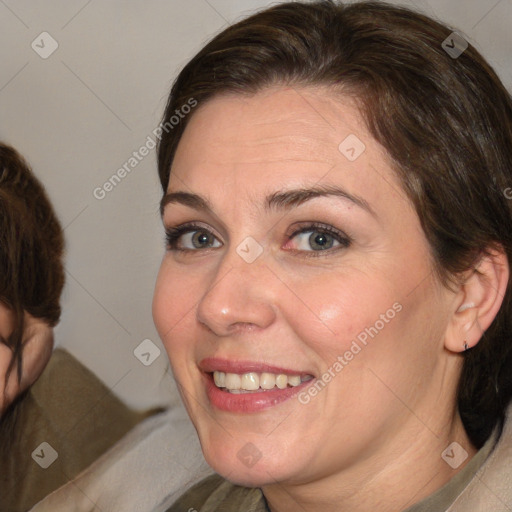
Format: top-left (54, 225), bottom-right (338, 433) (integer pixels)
top-left (446, 306), bottom-right (481, 353)
top-left (445, 247), bottom-right (509, 353)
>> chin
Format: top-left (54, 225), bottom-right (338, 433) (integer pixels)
top-left (210, 459), bottom-right (285, 488)
top-left (200, 435), bottom-right (298, 487)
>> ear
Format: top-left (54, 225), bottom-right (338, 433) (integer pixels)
top-left (18, 312), bottom-right (54, 391)
top-left (445, 246), bottom-right (509, 353)
top-left (1, 310), bottom-right (53, 414)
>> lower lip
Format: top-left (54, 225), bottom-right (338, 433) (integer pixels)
top-left (203, 372), bottom-right (314, 413)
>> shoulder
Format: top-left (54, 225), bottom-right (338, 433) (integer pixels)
top-left (168, 474), bottom-right (267, 512)
top-left (29, 407), bottom-right (212, 511)
top-left (168, 474), bottom-right (226, 511)
top-left (448, 402), bottom-right (512, 511)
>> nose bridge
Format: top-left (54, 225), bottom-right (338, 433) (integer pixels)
top-left (196, 239), bottom-right (276, 335)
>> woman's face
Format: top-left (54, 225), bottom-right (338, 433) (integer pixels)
top-left (153, 86), bottom-right (459, 487)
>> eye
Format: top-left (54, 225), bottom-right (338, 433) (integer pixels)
top-left (165, 223), bottom-right (222, 251)
top-left (165, 221), bottom-right (351, 255)
top-left (285, 222), bottom-right (351, 255)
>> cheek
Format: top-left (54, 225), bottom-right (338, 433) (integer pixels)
top-left (153, 260), bottom-right (201, 357)
top-left (284, 270), bottom-right (402, 364)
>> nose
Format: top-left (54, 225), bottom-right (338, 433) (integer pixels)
top-left (196, 248), bottom-right (277, 336)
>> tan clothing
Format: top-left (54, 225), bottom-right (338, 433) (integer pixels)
top-left (29, 407), bottom-right (213, 512)
top-left (168, 404), bottom-right (512, 512)
top-left (0, 349), bottom-right (154, 512)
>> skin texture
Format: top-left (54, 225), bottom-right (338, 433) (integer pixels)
top-left (153, 86), bottom-right (509, 511)
top-left (0, 306), bottom-right (53, 415)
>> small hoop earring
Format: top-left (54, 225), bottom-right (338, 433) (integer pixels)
top-left (463, 341), bottom-right (469, 351)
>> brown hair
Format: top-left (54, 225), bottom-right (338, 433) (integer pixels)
top-left (0, 143), bottom-right (65, 392)
top-left (157, 1), bottom-right (512, 448)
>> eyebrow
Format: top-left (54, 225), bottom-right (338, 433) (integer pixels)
top-left (160, 184), bottom-right (376, 218)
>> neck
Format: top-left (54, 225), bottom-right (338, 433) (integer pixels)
top-left (263, 411), bottom-right (476, 512)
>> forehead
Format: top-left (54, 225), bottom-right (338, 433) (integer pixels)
top-left (169, 86), bottom-right (407, 217)
top-left (173, 86), bottom-right (365, 168)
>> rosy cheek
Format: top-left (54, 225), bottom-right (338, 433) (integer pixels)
top-left (294, 278), bottom-right (359, 333)
top-left (292, 276), bottom-right (394, 362)
top-left (314, 302), bottom-right (360, 356)
top-left (317, 303), bottom-right (347, 330)
top-left (154, 288), bottom-right (188, 345)
top-left (154, 262), bottom-right (198, 316)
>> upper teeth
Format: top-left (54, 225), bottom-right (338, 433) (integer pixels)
top-left (213, 371), bottom-right (310, 392)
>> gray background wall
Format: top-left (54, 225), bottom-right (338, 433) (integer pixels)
top-left (0, 0), bottom-right (510, 411)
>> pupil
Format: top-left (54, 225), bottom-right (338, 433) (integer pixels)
top-left (310, 232), bottom-right (332, 250)
top-left (193, 231), bottom-right (210, 248)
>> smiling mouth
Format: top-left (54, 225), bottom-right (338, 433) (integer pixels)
top-left (212, 371), bottom-right (314, 394)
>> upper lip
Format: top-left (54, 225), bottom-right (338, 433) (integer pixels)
top-left (199, 357), bottom-right (315, 377)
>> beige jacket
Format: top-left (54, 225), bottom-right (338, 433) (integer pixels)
top-left (31, 403), bottom-right (512, 511)
top-left (29, 406), bottom-right (213, 512)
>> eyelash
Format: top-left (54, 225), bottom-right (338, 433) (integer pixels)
top-left (165, 222), bottom-right (352, 257)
